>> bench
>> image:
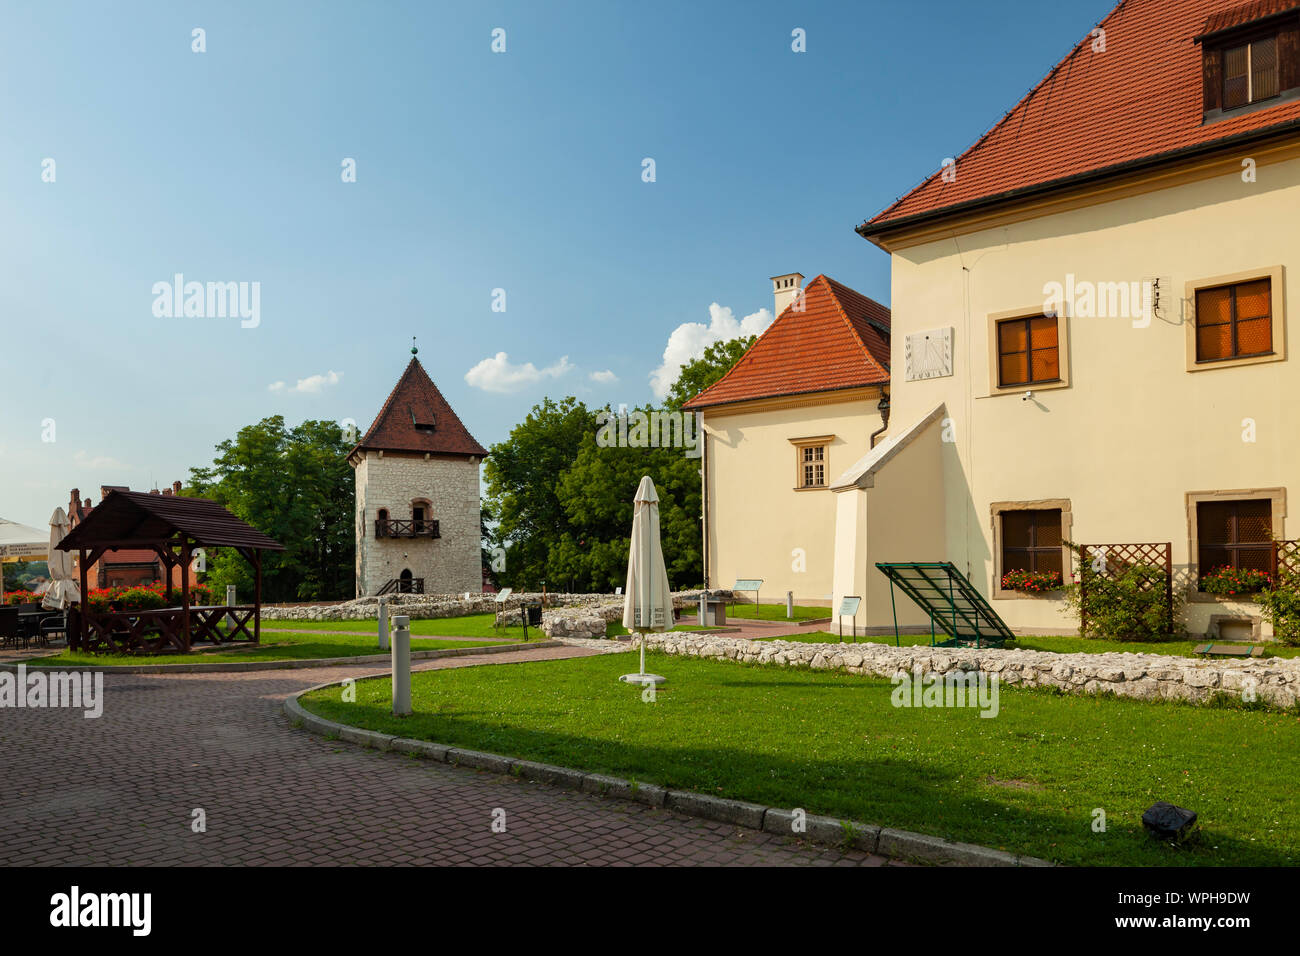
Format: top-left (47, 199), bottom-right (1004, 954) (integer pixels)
top-left (1194, 643), bottom-right (1265, 658)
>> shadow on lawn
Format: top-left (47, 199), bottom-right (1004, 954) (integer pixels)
top-left (307, 698), bottom-right (1294, 867)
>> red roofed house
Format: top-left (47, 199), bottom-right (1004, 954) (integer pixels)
top-left (833, 0), bottom-right (1300, 639)
top-left (347, 353), bottom-right (487, 597)
top-left (683, 273), bottom-right (891, 605)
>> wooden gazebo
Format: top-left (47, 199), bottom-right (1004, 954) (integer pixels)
top-left (56, 490), bottom-right (285, 654)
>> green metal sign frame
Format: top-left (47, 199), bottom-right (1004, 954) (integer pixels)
top-left (874, 562), bottom-right (1014, 648)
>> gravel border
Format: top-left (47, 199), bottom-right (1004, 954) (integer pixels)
top-left (284, 676), bottom-right (1054, 867)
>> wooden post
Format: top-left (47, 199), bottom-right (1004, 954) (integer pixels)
top-left (1079, 545), bottom-right (1089, 638)
top-left (77, 548), bottom-right (89, 650)
top-left (253, 550), bottom-right (262, 644)
top-left (180, 540), bottom-right (191, 652)
top-left (1165, 541), bottom-right (1174, 637)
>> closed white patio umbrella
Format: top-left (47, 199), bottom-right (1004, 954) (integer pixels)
top-left (42, 507), bottom-right (80, 611)
top-left (619, 476), bottom-right (672, 686)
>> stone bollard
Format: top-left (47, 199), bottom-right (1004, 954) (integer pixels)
top-left (786, 591), bottom-right (794, 619)
top-left (392, 615), bottom-right (411, 716)
top-left (378, 596), bottom-right (390, 651)
top-left (226, 585), bottom-right (237, 631)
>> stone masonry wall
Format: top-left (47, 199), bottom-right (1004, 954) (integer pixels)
top-left (642, 633), bottom-right (1300, 709)
top-left (354, 452), bottom-right (481, 597)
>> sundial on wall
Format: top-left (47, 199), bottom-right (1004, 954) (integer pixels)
top-left (904, 327), bottom-right (953, 381)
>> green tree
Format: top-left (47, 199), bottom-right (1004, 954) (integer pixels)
top-left (483, 397), bottom-right (595, 589)
top-left (664, 335), bottom-right (755, 408)
top-left (187, 416), bottom-right (355, 602)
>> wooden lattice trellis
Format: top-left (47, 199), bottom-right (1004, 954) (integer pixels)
top-left (1274, 540), bottom-right (1300, 579)
top-left (1077, 542), bottom-right (1173, 637)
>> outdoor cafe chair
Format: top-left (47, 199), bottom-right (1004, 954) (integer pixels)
top-left (0, 606), bottom-right (23, 650)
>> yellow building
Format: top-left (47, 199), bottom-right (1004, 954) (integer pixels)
top-left (684, 274), bottom-right (890, 606)
top-left (831, 0), bottom-right (1300, 638)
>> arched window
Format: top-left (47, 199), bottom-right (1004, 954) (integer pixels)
top-left (399, 568), bottom-right (413, 593)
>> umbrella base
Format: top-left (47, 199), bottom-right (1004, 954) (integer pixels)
top-left (619, 673), bottom-right (667, 686)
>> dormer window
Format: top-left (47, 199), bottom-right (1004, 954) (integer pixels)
top-left (1199, 10), bottom-right (1300, 120)
top-left (1223, 35), bottom-right (1278, 108)
top-left (408, 404), bottom-right (436, 433)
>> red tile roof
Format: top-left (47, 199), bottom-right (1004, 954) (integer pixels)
top-left (862, 0), bottom-right (1300, 235)
top-left (351, 358), bottom-right (488, 458)
top-left (1202, 0), bottom-right (1299, 36)
top-left (682, 275), bottom-right (890, 410)
top-left (100, 549), bottom-right (161, 565)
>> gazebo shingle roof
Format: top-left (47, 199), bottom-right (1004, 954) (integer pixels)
top-left (57, 490), bottom-right (285, 552)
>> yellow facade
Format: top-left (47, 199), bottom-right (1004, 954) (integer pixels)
top-left (840, 148), bottom-right (1300, 637)
top-left (702, 388), bottom-right (885, 606)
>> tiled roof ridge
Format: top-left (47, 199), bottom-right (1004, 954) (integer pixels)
top-left (866, 0), bottom-right (1131, 227)
top-left (683, 274), bottom-right (890, 409)
top-left (352, 357), bottom-right (488, 458)
top-left (822, 276), bottom-right (891, 380)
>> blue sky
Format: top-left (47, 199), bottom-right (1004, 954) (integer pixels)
top-left (0, 0), bottom-right (1116, 527)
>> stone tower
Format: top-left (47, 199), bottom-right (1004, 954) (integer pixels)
top-left (348, 356), bottom-right (487, 597)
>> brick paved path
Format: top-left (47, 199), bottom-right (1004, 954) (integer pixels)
top-left (0, 647), bottom-right (889, 866)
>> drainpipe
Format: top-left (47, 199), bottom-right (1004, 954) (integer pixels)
top-left (700, 412), bottom-right (710, 590)
top-left (869, 389), bottom-right (891, 448)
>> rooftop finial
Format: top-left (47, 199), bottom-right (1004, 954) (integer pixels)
top-left (411, 336), bottom-right (418, 356)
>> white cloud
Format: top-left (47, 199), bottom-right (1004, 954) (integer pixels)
top-left (649, 303), bottom-right (772, 400)
top-left (589, 369), bottom-right (619, 385)
top-left (465, 352), bottom-right (574, 393)
top-left (268, 370), bottom-right (343, 394)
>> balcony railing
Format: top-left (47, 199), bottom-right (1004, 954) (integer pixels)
top-left (377, 577), bottom-right (425, 596)
top-left (375, 518), bottom-right (440, 539)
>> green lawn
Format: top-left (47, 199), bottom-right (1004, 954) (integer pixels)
top-left (261, 612), bottom-right (534, 642)
top-left (724, 602), bottom-right (829, 622)
top-left (760, 631), bottom-right (1300, 660)
top-left (300, 652), bottom-right (1300, 866)
top-left (23, 630), bottom-right (506, 667)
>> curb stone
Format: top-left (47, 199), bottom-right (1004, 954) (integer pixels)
top-left (877, 827), bottom-right (1021, 866)
top-left (2, 639), bottom-right (559, 674)
top-left (284, 682), bottom-right (1054, 867)
top-left (448, 748), bottom-right (515, 774)
top-left (763, 808), bottom-right (882, 853)
top-left (666, 790), bottom-right (766, 829)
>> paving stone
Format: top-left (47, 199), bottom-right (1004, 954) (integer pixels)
top-left (0, 646), bottom-right (889, 866)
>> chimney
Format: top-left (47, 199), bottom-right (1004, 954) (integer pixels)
top-left (771, 273), bottom-right (804, 316)
top-left (173, 480), bottom-right (183, 495)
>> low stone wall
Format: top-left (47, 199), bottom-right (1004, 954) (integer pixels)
top-left (263, 591), bottom-right (616, 622)
top-left (264, 589), bottom-right (732, 627)
top-left (641, 633), bottom-right (1300, 709)
top-left (521, 591), bottom-right (735, 640)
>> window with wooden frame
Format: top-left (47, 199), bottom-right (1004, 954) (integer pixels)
top-left (1196, 499), bottom-right (1273, 581)
top-left (798, 444), bottom-right (826, 489)
top-left (1200, 15), bottom-right (1300, 117)
top-left (1000, 509), bottom-right (1064, 577)
top-left (1195, 278), bottom-right (1273, 362)
top-left (996, 314), bottom-right (1060, 388)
